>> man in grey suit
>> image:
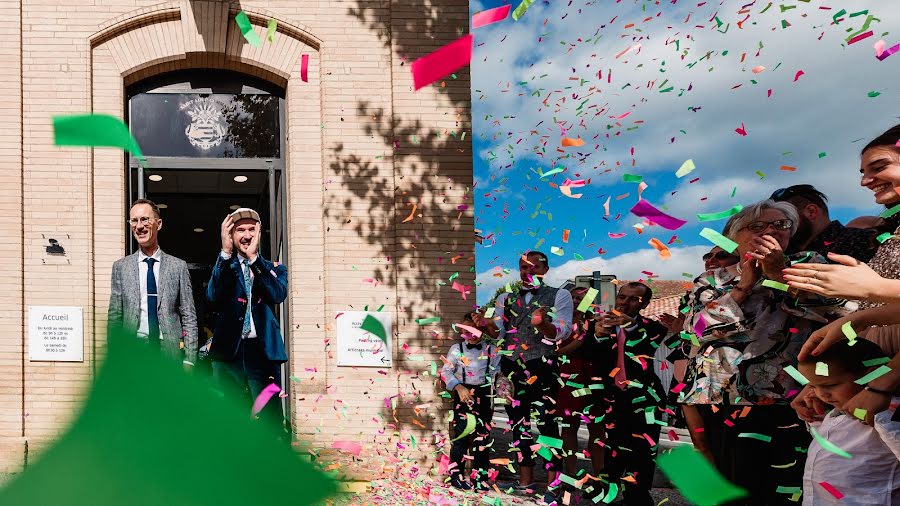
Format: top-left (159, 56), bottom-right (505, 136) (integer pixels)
top-left (108, 199), bottom-right (198, 368)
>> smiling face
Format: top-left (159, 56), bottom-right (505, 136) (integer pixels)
top-left (798, 361), bottom-right (864, 411)
top-left (733, 208), bottom-right (792, 256)
top-left (231, 218), bottom-right (258, 257)
top-left (860, 146), bottom-right (900, 206)
top-left (129, 203), bottom-right (161, 252)
top-left (518, 253), bottom-right (549, 286)
top-left (614, 284), bottom-right (650, 318)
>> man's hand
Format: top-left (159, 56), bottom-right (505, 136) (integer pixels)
top-left (531, 307), bottom-right (547, 326)
top-left (790, 385), bottom-right (827, 423)
top-left (843, 388), bottom-right (891, 426)
top-left (454, 384), bottom-right (473, 404)
top-left (220, 215), bottom-right (234, 256)
top-left (659, 313), bottom-right (685, 333)
top-left (247, 223), bottom-right (260, 262)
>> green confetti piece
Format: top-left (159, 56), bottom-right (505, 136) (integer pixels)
top-left (863, 357), bottom-right (892, 366)
top-left (854, 365), bottom-right (892, 385)
top-left (360, 315), bottom-right (388, 344)
top-left (622, 173), bottom-right (643, 183)
top-left (783, 365), bottom-right (809, 386)
top-left (737, 433), bottom-right (773, 443)
top-left (53, 114), bottom-right (145, 161)
top-left (289, 375), bottom-right (301, 383)
top-left (731, 186), bottom-right (737, 198)
top-left (644, 407), bottom-right (656, 425)
top-left (853, 408), bottom-right (868, 421)
top-left (762, 280), bottom-right (790, 292)
top-left (697, 205), bottom-right (743, 222)
top-left (576, 288), bottom-right (599, 313)
top-left (842, 321), bottom-right (858, 345)
top-left (868, 91), bottom-right (882, 98)
top-left (699, 227), bottom-right (738, 253)
top-left (881, 204), bottom-right (900, 219)
top-left (0, 331), bottom-right (337, 504)
top-left (810, 426), bottom-right (853, 459)
top-left (416, 317), bottom-right (441, 325)
top-left (512, 0), bottom-right (535, 21)
top-left (574, 253), bottom-right (584, 261)
top-left (450, 414), bottom-right (476, 441)
top-left (815, 362), bottom-right (829, 376)
top-left (877, 232), bottom-right (893, 243)
top-left (235, 11), bottom-right (262, 47)
top-left (602, 482), bottom-right (619, 503)
top-left (658, 446), bottom-right (748, 505)
top-left (755, 170), bottom-right (766, 179)
top-left (266, 19), bottom-right (277, 42)
top-left (536, 446), bottom-right (554, 461)
top-left (537, 435), bottom-right (564, 449)
top-left (818, 152), bottom-right (827, 158)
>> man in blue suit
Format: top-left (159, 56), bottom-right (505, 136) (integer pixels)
top-left (207, 208), bottom-right (288, 436)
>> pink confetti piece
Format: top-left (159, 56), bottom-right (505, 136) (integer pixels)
top-left (671, 382), bottom-right (687, 393)
top-left (819, 481), bottom-right (844, 499)
top-left (251, 383), bottom-right (281, 417)
top-left (735, 122), bottom-right (748, 136)
top-left (471, 4), bottom-right (511, 29)
top-left (608, 232), bottom-right (627, 239)
top-left (455, 323), bottom-right (482, 338)
top-left (300, 54), bottom-right (309, 82)
top-left (603, 196), bottom-right (611, 216)
top-left (793, 70), bottom-right (805, 82)
top-left (668, 429), bottom-right (680, 442)
top-left (875, 40), bottom-right (886, 56)
top-left (877, 42), bottom-right (900, 61)
top-left (411, 34), bottom-right (473, 90)
top-left (848, 30), bottom-right (873, 45)
top-left (332, 440), bottom-right (363, 456)
top-left (629, 200), bottom-right (687, 230)
top-left (751, 65), bottom-right (766, 74)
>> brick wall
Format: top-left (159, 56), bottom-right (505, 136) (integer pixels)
top-left (1, 0), bottom-right (474, 477)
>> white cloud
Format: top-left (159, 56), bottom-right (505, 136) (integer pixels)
top-left (476, 244), bottom-right (711, 304)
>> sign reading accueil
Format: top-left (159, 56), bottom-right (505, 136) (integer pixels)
top-left (336, 311), bottom-right (392, 368)
top-left (29, 306), bottom-right (83, 362)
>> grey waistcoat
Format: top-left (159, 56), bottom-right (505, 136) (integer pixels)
top-left (503, 285), bottom-right (559, 363)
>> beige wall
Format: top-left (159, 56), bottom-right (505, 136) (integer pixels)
top-left (0, 0), bottom-right (474, 477)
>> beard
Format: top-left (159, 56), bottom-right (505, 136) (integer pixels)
top-left (787, 218), bottom-right (814, 254)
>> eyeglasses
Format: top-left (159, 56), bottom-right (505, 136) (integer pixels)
top-left (742, 219), bottom-right (793, 233)
top-left (128, 216), bottom-right (156, 226)
top-left (703, 251), bottom-right (739, 262)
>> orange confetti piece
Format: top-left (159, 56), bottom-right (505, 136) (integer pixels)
top-left (526, 375), bottom-right (538, 385)
top-left (779, 165), bottom-right (797, 172)
top-left (402, 202), bottom-right (417, 223)
top-left (561, 137), bottom-right (585, 147)
top-left (609, 367), bottom-right (621, 378)
top-left (562, 229), bottom-right (570, 243)
top-left (489, 458), bottom-right (510, 465)
top-left (648, 237), bottom-right (671, 259)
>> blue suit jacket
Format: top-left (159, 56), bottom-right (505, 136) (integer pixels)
top-left (206, 253), bottom-right (288, 363)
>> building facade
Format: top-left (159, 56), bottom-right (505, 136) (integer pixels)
top-left (0, 0), bottom-right (474, 476)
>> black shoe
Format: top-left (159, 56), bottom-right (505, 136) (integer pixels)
top-left (450, 475), bottom-right (473, 490)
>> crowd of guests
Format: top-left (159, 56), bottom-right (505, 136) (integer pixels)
top-left (440, 124), bottom-right (900, 505)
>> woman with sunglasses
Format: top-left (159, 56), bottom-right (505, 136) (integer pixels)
top-left (679, 199), bottom-right (850, 505)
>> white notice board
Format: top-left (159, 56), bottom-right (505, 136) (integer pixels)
top-left (336, 311), bottom-right (392, 367)
top-left (29, 306), bottom-right (84, 362)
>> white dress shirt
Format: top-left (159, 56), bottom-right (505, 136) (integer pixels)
top-left (137, 248), bottom-right (162, 339)
top-left (221, 250), bottom-right (258, 339)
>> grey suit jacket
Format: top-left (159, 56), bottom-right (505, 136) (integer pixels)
top-left (107, 250), bottom-right (198, 363)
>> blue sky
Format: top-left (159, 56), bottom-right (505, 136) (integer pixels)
top-left (469, 0), bottom-right (900, 304)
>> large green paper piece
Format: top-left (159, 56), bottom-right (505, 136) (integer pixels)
top-left (361, 314), bottom-right (388, 344)
top-left (53, 114), bottom-right (144, 161)
top-left (235, 11), bottom-right (262, 47)
top-left (810, 426), bottom-right (853, 459)
top-left (854, 365), bottom-right (892, 385)
top-left (576, 287), bottom-right (599, 313)
top-left (266, 19), bottom-right (277, 42)
top-left (0, 331), bottom-right (336, 504)
top-left (657, 446), bottom-right (748, 506)
top-left (697, 205), bottom-right (743, 222)
top-left (699, 227), bottom-right (739, 253)
top-left (537, 435), bottom-right (564, 449)
top-left (512, 0), bottom-right (536, 21)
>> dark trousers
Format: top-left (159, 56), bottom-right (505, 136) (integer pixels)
top-left (213, 338), bottom-right (285, 437)
top-left (449, 385), bottom-right (494, 479)
top-left (604, 389), bottom-right (662, 506)
top-left (501, 357), bottom-right (561, 471)
top-left (697, 404), bottom-right (810, 505)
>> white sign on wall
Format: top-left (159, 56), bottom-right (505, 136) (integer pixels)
top-left (28, 306), bottom-right (84, 362)
top-left (336, 311), bottom-right (392, 368)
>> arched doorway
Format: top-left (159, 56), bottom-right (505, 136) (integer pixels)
top-left (125, 69), bottom-right (289, 382)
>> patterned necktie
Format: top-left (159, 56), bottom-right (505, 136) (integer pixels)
top-left (144, 258), bottom-right (160, 347)
top-left (241, 259), bottom-right (252, 338)
top-left (614, 326), bottom-right (627, 389)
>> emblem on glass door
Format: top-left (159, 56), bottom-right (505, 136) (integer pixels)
top-left (182, 97), bottom-right (227, 150)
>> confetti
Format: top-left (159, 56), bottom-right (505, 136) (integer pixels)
top-left (360, 315), bottom-right (388, 344)
top-left (300, 54), bottom-right (309, 82)
top-left (675, 159), bottom-right (696, 177)
top-left (235, 11), bottom-right (262, 47)
top-left (699, 228), bottom-right (739, 253)
top-left (472, 4), bottom-right (511, 29)
top-left (697, 205), bottom-right (743, 222)
top-left (854, 365), bottom-right (892, 385)
top-left (648, 238), bottom-right (671, 260)
top-left (783, 365), bottom-right (809, 386)
top-left (511, 0), bottom-right (536, 21)
top-left (630, 200), bottom-right (687, 230)
top-left (411, 34), bottom-right (473, 91)
top-left (810, 426), bottom-right (853, 459)
top-left (657, 446), bottom-right (747, 505)
top-left (266, 19), bottom-right (277, 42)
top-left (53, 114), bottom-right (144, 161)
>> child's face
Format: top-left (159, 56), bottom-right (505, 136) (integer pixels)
top-left (460, 318), bottom-right (482, 344)
top-left (799, 362), bottom-right (864, 410)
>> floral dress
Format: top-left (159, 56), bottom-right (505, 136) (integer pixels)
top-left (681, 252), bottom-right (850, 406)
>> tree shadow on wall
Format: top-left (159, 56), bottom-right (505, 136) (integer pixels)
top-left (328, 0), bottom-right (476, 458)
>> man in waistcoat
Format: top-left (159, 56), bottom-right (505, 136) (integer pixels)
top-left (477, 251), bottom-right (574, 503)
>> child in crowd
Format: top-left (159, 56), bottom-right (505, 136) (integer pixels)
top-left (441, 312), bottom-right (500, 490)
top-left (798, 339), bottom-right (900, 505)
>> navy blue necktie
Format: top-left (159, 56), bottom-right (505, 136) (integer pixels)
top-left (144, 257), bottom-right (160, 347)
